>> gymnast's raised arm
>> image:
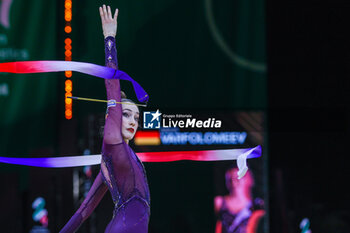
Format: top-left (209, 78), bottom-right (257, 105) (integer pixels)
top-left (59, 6), bottom-right (120, 233)
top-left (99, 5), bottom-right (123, 145)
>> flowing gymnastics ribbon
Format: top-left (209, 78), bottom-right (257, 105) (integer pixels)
top-left (0, 146), bottom-right (261, 179)
top-left (237, 149), bottom-right (250, 179)
top-left (0, 61), bottom-right (148, 103)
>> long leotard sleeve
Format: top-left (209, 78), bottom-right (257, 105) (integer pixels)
top-left (101, 36), bottom-right (150, 233)
top-left (59, 172), bottom-right (108, 233)
top-left (101, 36), bottom-right (150, 204)
top-left (59, 36), bottom-right (120, 233)
top-left (103, 36), bottom-right (123, 145)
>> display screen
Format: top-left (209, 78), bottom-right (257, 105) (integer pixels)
top-left (131, 110), bottom-right (268, 233)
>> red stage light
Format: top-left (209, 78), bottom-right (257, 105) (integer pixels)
top-left (64, 26), bottom-right (72, 33)
top-left (64, 0), bottom-right (73, 120)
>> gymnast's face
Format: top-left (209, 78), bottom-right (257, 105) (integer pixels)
top-left (225, 168), bottom-right (254, 192)
top-left (121, 104), bottom-right (139, 141)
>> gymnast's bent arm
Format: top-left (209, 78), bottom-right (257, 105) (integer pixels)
top-left (59, 172), bottom-right (108, 233)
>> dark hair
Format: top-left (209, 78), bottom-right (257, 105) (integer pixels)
top-left (121, 91), bottom-right (137, 106)
top-left (121, 91), bottom-right (141, 129)
top-left (120, 91), bottom-right (127, 99)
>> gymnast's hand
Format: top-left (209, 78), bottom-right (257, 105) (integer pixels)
top-left (99, 5), bottom-right (119, 38)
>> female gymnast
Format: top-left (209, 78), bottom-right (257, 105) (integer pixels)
top-left (60, 5), bottom-right (150, 233)
top-left (214, 167), bottom-right (256, 233)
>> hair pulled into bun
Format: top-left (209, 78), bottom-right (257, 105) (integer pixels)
top-left (120, 91), bottom-right (127, 99)
top-left (120, 90), bottom-right (137, 107)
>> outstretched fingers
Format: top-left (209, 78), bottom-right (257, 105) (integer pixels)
top-left (107, 5), bottom-right (112, 19)
top-left (103, 4), bottom-right (108, 18)
top-left (114, 8), bottom-right (119, 21)
top-left (99, 5), bottom-right (118, 38)
top-left (100, 5), bottom-right (118, 21)
top-left (99, 7), bottom-right (105, 22)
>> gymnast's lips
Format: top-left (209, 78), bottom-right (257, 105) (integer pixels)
top-left (127, 128), bottom-right (135, 133)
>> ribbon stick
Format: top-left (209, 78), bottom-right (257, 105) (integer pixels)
top-left (0, 146), bottom-right (261, 178)
top-left (68, 96), bottom-right (147, 107)
top-left (0, 61), bottom-right (148, 103)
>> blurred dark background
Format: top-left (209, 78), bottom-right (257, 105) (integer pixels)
top-left (267, 0), bottom-right (350, 232)
top-left (0, 0), bottom-right (349, 232)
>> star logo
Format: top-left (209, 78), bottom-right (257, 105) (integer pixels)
top-left (143, 110), bottom-right (162, 129)
top-left (150, 109), bottom-right (161, 122)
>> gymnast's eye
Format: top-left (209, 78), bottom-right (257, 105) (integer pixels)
top-left (123, 112), bottom-right (129, 117)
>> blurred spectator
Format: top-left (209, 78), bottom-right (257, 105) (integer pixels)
top-left (214, 167), bottom-right (265, 233)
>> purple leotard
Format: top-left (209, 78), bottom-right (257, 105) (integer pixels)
top-left (60, 36), bottom-right (150, 233)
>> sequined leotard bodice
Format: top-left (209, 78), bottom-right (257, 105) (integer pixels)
top-left (101, 142), bottom-right (150, 232)
top-left (60, 36), bottom-right (150, 233)
top-left (218, 199), bottom-right (251, 233)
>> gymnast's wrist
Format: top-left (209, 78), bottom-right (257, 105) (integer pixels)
top-left (104, 34), bottom-right (115, 39)
top-left (104, 36), bottom-right (116, 45)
